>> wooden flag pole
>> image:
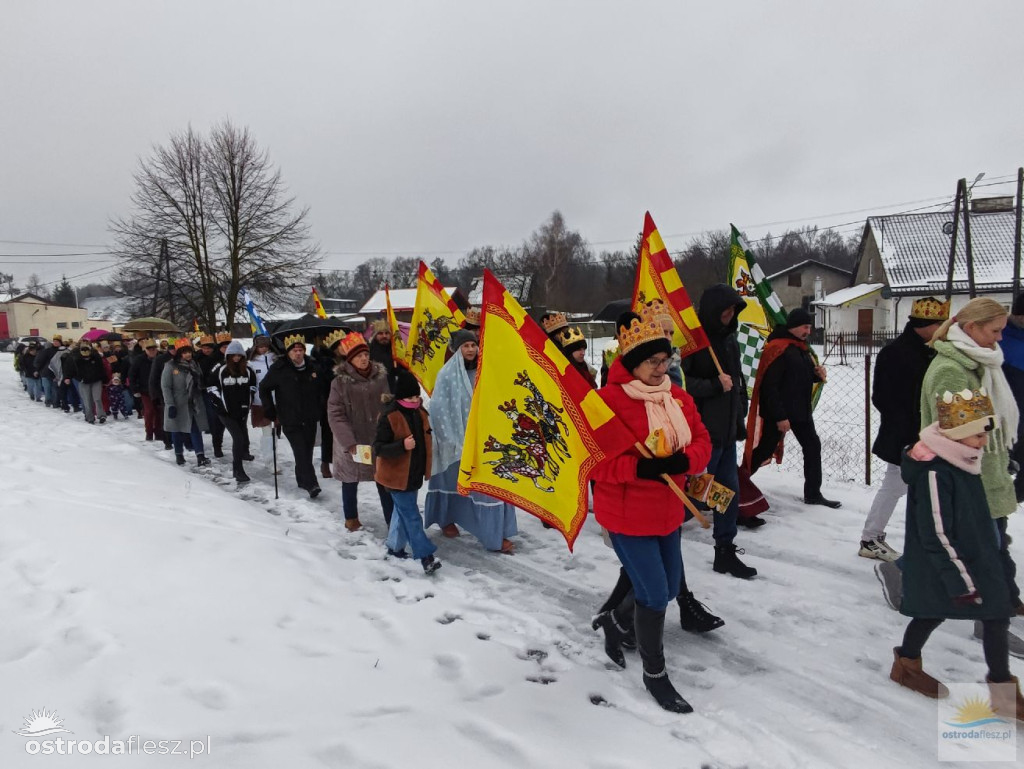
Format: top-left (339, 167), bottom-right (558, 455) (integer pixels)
top-left (633, 441), bottom-right (710, 528)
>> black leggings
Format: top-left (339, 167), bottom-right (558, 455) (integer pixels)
top-left (218, 413), bottom-right (251, 466)
top-left (899, 617), bottom-right (1012, 682)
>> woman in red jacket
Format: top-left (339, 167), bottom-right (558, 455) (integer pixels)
top-left (592, 312), bottom-right (712, 714)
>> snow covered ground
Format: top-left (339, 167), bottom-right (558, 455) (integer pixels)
top-left (1, 352), bottom-right (1022, 768)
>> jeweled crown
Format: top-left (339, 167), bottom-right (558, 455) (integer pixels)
top-left (463, 307), bottom-right (482, 327)
top-left (936, 387), bottom-right (995, 438)
top-left (541, 312), bottom-right (569, 334)
top-left (617, 316), bottom-right (664, 356)
top-left (638, 298), bottom-right (673, 326)
top-left (910, 296), bottom-right (951, 321)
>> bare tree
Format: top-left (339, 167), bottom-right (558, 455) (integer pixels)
top-left (521, 211), bottom-right (591, 309)
top-left (25, 273), bottom-right (48, 298)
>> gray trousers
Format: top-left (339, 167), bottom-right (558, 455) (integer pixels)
top-left (79, 380), bottom-right (105, 423)
top-left (861, 461), bottom-right (906, 541)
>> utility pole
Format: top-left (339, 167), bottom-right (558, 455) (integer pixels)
top-left (963, 179), bottom-right (976, 298)
top-left (161, 238), bottom-right (175, 325)
top-left (1014, 167), bottom-right (1023, 304)
top-left (945, 179), bottom-right (963, 301)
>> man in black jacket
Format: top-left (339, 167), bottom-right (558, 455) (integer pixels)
top-left (35, 336), bottom-right (62, 406)
top-left (858, 297), bottom-right (946, 560)
top-left (148, 345), bottom-right (176, 449)
top-left (683, 284), bottom-right (756, 578)
top-left (259, 336), bottom-right (325, 498)
top-left (197, 335), bottom-right (227, 457)
top-left (748, 308), bottom-right (840, 508)
top-left (130, 339), bottom-right (165, 442)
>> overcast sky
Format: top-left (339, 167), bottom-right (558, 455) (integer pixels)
top-left (3, 0), bottom-right (1023, 291)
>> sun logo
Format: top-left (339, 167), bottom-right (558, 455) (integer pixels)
top-left (13, 708), bottom-right (73, 737)
top-left (943, 696), bottom-right (1006, 727)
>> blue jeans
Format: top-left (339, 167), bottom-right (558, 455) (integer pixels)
top-left (707, 441), bottom-right (740, 545)
top-left (121, 389), bottom-right (135, 415)
top-left (386, 489), bottom-right (436, 560)
top-left (40, 377), bottom-right (55, 404)
top-left (26, 376), bottom-right (42, 400)
top-left (171, 417), bottom-right (207, 457)
top-left (609, 528), bottom-right (682, 611)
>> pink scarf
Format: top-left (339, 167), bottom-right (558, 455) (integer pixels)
top-left (621, 379), bottom-right (691, 453)
top-left (913, 422), bottom-right (983, 474)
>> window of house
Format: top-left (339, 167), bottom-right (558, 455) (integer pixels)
top-left (71, 321), bottom-right (82, 329)
top-left (788, 272), bottom-right (802, 288)
top-left (56, 322), bottom-right (68, 329)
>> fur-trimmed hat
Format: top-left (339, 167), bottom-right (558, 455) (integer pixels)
top-left (616, 312), bottom-right (671, 372)
top-left (252, 334), bottom-right (271, 348)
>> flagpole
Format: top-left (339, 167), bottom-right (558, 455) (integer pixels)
top-left (632, 441), bottom-right (709, 528)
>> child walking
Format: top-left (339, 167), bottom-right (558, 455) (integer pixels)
top-left (890, 387), bottom-right (1022, 721)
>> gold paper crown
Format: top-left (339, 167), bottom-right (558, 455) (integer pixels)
top-left (323, 328), bottom-right (347, 350)
top-left (639, 298), bottom-right (673, 325)
top-left (463, 307), bottom-right (482, 327)
top-left (910, 296), bottom-right (951, 321)
top-left (198, 334), bottom-right (215, 345)
top-left (282, 333), bottom-right (306, 350)
top-left (556, 326), bottom-right (586, 348)
top-left (174, 338), bottom-right (193, 351)
top-left (139, 338), bottom-right (157, 349)
top-left (215, 332), bottom-right (232, 344)
top-left (338, 331), bottom-right (369, 359)
top-left (936, 388), bottom-right (995, 439)
top-left (617, 316), bottom-right (665, 356)
top-left (372, 319), bottom-right (389, 333)
top-left (541, 312), bottom-right (569, 335)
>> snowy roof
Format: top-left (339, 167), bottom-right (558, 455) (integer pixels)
top-left (812, 283), bottom-right (885, 308)
top-left (864, 210), bottom-right (1017, 294)
top-left (766, 259), bottom-right (852, 281)
top-left (80, 295), bottom-right (133, 323)
top-left (360, 287), bottom-right (459, 314)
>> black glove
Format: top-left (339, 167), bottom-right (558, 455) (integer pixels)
top-left (263, 407), bottom-right (277, 422)
top-left (636, 453), bottom-right (690, 481)
top-left (167, 405), bottom-right (178, 419)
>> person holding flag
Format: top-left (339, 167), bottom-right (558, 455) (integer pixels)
top-left (592, 311), bottom-right (712, 714)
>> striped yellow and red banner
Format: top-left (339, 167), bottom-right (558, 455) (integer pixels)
top-left (311, 286), bottom-right (328, 319)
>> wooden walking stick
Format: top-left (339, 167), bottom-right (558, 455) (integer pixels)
top-left (632, 441), bottom-right (709, 528)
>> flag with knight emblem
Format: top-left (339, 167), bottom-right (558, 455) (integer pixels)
top-left (384, 284), bottom-right (407, 366)
top-left (406, 261), bottom-right (464, 394)
top-left (458, 271), bottom-right (637, 550)
top-left (632, 211), bottom-right (710, 359)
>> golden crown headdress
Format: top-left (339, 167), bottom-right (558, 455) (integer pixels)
top-left (282, 333), bottom-right (306, 350)
top-left (198, 334), bottom-right (215, 345)
top-left (936, 388), bottom-right (995, 439)
top-left (556, 326), bottom-right (586, 349)
top-left (372, 319), bottom-right (389, 333)
top-left (323, 328), bottom-right (347, 350)
top-left (910, 296), bottom-right (951, 322)
top-left (463, 307), bottom-right (482, 327)
top-left (215, 331), bottom-right (232, 344)
top-left (617, 316), bottom-right (664, 356)
top-left (541, 312), bottom-right (569, 335)
top-left (639, 298), bottom-right (673, 326)
top-left (139, 338), bottom-right (157, 349)
top-left (338, 331), bottom-right (369, 358)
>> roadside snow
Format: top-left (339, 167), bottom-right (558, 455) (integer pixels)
top-left (0, 353), bottom-right (1021, 768)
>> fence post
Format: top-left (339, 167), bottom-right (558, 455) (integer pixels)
top-left (864, 353), bottom-right (872, 485)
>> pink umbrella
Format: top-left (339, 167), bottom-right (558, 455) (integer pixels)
top-left (80, 329), bottom-right (107, 342)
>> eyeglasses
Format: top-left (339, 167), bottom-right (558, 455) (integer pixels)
top-left (643, 356), bottom-right (671, 369)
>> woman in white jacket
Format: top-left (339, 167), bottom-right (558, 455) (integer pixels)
top-left (247, 335), bottom-right (278, 473)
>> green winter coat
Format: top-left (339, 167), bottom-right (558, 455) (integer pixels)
top-left (900, 448), bottom-right (1012, 620)
top-left (919, 340), bottom-right (1017, 518)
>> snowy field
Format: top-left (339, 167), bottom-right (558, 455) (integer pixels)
top-left (1, 351), bottom-right (1022, 768)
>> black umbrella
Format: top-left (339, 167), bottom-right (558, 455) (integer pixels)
top-left (268, 314), bottom-right (351, 345)
top-left (98, 331), bottom-right (123, 342)
top-left (593, 299), bottom-right (632, 322)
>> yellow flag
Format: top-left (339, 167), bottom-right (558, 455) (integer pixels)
top-left (311, 286), bottom-right (328, 319)
top-left (384, 284), bottom-right (407, 365)
top-left (406, 261), bottom-right (464, 394)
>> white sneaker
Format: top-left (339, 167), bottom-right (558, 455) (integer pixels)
top-left (876, 535), bottom-right (901, 561)
top-left (859, 538), bottom-right (899, 562)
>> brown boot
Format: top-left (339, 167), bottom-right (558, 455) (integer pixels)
top-left (987, 675), bottom-right (1024, 722)
top-left (889, 648), bottom-right (948, 698)
top-left (320, 461), bottom-right (332, 479)
top-left (344, 518), bottom-right (362, 532)
top-left (442, 523), bottom-right (460, 538)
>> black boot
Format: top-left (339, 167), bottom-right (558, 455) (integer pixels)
top-left (591, 610), bottom-right (631, 668)
top-left (233, 461), bottom-right (250, 484)
top-left (713, 542), bottom-right (758, 579)
top-left (634, 603), bottom-right (693, 714)
top-left (677, 591), bottom-right (725, 633)
top-left (175, 453), bottom-right (186, 466)
top-left (196, 454), bottom-right (212, 467)
top-left (214, 446), bottom-right (224, 459)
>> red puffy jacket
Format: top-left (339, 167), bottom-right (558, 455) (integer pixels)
top-left (592, 358), bottom-right (712, 536)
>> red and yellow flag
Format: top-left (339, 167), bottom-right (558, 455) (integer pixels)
top-left (384, 284), bottom-right (407, 366)
top-left (311, 286), bottom-right (328, 319)
top-left (192, 318), bottom-right (200, 333)
top-left (406, 261), bottom-right (464, 394)
top-left (458, 271), bottom-right (636, 551)
top-left (632, 211), bottom-right (710, 359)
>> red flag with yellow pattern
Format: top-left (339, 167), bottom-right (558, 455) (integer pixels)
top-left (457, 271), bottom-right (637, 551)
top-left (406, 261), bottom-right (464, 394)
top-left (311, 286), bottom-right (328, 319)
top-left (632, 211), bottom-right (710, 359)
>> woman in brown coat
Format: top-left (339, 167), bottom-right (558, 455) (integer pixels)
top-left (327, 332), bottom-right (394, 531)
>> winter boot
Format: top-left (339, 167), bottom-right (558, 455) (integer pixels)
top-left (442, 523), bottom-right (461, 538)
top-left (321, 461), bottom-right (332, 479)
top-left (634, 603), bottom-right (693, 714)
top-left (591, 609), bottom-right (631, 668)
top-left (196, 454), bottom-right (212, 467)
top-left (386, 547), bottom-right (409, 559)
top-left (889, 648), bottom-right (948, 698)
top-left (175, 453), bottom-right (186, 466)
top-left (214, 446), bottom-right (224, 459)
top-left (713, 542), bottom-right (757, 579)
top-left (736, 515), bottom-right (766, 528)
top-left (677, 591), bottom-right (725, 633)
top-left (421, 555), bottom-right (442, 574)
top-left (308, 485), bottom-right (321, 499)
top-left (232, 462), bottom-right (250, 484)
top-left (345, 518), bottom-right (363, 532)
top-left (987, 675), bottom-right (1024, 722)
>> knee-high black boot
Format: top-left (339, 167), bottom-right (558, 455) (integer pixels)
top-left (634, 603), bottom-right (693, 714)
top-left (592, 605), bottom-right (632, 668)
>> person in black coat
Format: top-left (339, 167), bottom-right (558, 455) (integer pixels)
top-left (148, 347), bottom-right (176, 449)
top-left (259, 337), bottom-right (325, 498)
top-left (130, 339), bottom-right (166, 442)
top-left (197, 336), bottom-right (226, 457)
top-left (859, 298), bottom-right (946, 561)
top-left (207, 341), bottom-right (257, 483)
top-left (64, 342), bottom-right (108, 423)
top-left (748, 308), bottom-right (839, 507)
top-left (682, 284), bottom-right (755, 578)
top-left (368, 320), bottom-right (398, 391)
top-left (35, 337), bottom-right (61, 406)
top-left (311, 340), bottom-right (338, 479)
